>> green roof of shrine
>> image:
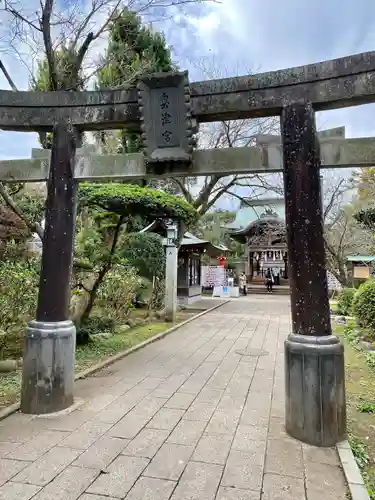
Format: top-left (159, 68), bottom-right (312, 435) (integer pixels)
top-left (140, 222), bottom-right (229, 256)
top-left (225, 198), bottom-right (285, 231)
top-left (347, 255), bottom-right (375, 262)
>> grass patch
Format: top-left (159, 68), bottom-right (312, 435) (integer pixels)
top-left (0, 316), bottom-right (189, 411)
top-left (75, 322), bottom-right (170, 372)
top-left (0, 371), bottom-right (22, 409)
top-left (330, 299), bottom-right (339, 313)
top-left (335, 323), bottom-right (375, 498)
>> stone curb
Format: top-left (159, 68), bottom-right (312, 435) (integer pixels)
top-left (0, 299), bottom-right (229, 422)
top-left (337, 440), bottom-right (371, 500)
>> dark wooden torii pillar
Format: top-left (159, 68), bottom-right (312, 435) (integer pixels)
top-left (281, 103), bottom-right (346, 447)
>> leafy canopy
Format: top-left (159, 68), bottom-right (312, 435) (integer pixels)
top-left (120, 232), bottom-right (165, 281)
top-left (96, 8), bottom-right (176, 155)
top-left (354, 208), bottom-right (375, 231)
top-left (97, 8), bottom-right (175, 89)
top-left (79, 183), bottom-right (198, 226)
top-left (30, 45), bottom-right (85, 92)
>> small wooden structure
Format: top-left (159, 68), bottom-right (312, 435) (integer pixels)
top-left (347, 255), bottom-right (375, 281)
top-left (141, 220), bottom-right (229, 304)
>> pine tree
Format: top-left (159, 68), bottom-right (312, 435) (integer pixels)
top-left (97, 9), bottom-right (176, 154)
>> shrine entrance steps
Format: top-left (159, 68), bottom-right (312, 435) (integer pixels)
top-left (246, 284), bottom-right (291, 295)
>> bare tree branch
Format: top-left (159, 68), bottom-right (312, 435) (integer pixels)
top-left (0, 60), bottom-right (18, 90)
top-left (40, 0), bottom-right (58, 90)
top-left (0, 183), bottom-right (44, 240)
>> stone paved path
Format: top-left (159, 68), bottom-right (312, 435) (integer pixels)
top-left (0, 296), bottom-right (349, 499)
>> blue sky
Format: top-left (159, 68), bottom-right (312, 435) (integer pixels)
top-left (0, 0), bottom-right (375, 162)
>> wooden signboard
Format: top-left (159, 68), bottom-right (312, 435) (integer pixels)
top-left (353, 266), bottom-right (370, 279)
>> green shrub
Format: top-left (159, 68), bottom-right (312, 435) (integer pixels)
top-left (97, 264), bottom-right (142, 320)
top-left (0, 256), bottom-right (40, 358)
top-left (76, 316), bottom-right (115, 339)
top-left (353, 280), bottom-right (375, 330)
top-left (337, 287), bottom-right (356, 316)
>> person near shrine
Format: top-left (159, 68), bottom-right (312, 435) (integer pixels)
top-left (239, 272), bottom-right (247, 295)
top-left (265, 268), bottom-right (274, 293)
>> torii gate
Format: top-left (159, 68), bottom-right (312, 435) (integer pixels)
top-left (1, 53), bottom-right (375, 447)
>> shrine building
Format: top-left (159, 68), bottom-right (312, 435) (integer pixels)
top-left (224, 198), bottom-right (288, 284)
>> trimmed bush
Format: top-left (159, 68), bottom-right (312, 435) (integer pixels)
top-left (352, 280), bottom-right (375, 330)
top-left (337, 288), bottom-right (356, 316)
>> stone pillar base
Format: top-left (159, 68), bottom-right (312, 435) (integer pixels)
top-left (20, 320), bottom-right (76, 415)
top-left (285, 334), bottom-right (346, 447)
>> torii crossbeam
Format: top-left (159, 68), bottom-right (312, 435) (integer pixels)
top-left (0, 133), bottom-right (373, 183)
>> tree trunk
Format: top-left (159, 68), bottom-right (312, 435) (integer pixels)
top-left (79, 265), bottom-right (110, 325)
top-left (70, 273), bottom-right (98, 323)
top-left (75, 217), bottom-right (124, 326)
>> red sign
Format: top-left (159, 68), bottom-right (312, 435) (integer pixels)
top-left (216, 256), bottom-right (227, 268)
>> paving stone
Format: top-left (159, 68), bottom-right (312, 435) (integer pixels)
top-left (13, 447), bottom-right (80, 486)
top-left (240, 408), bottom-right (269, 428)
top-left (231, 438), bottom-right (266, 464)
top-left (73, 435), bottom-right (128, 469)
top-left (167, 419), bottom-right (207, 446)
top-left (80, 393), bottom-right (119, 412)
top-left (268, 417), bottom-right (290, 440)
top-left (302, 443), bottom-right (340, 466)
top-left (94, 389), bottom-right (150, 424)
top-left (0, 419), bottom-right (45, 443)
top-left (39, 410), bottom-right (97, 432)
top-left (270, 402), bottom-right (284, 418)
top-left (126, 477), bottom-right (176, 500)
top-left (216, 487), bottom-right (261, 500)
top-left (144, 443), bottom-right (193, 480)
top-left (60, 421), bottom-right (111, 450)
top-left (232, 424), bottom-right (268, 449)
top-left (170, 461), bottom-right (223, 500)
top-left (7, 430), bottom-right (69, 461)
top-left (217, 395), bottom-right (246, 413)
top-left (136, 397), bottom-right (168, 415)
top-left (0, 459), bottom-right (31, 487)
top-left (136, 377), bottom-right (165, 391)
top-left (123, 429), bottom-right (170, 458)
top-left (164, 393), bottom-right (196, 410)
top-left (262, 473), bottom-right (306, 499)
top-left (265, 439), bottom-right (304, 478)
top-left (152, 379), bottom-right (187, 399)
top-left (30, 466), bottom-right (99, 500)
top-left (192, 434), bottom-right (232, 465)
top-left (244, 393), bottom-right (271, 412)
top-left (0, 482), bottom-right (41, 500)
top-left (205, 409), bottom-right (241, 435)
top-left (184, 401), bottom-right (217, 421)
top-left (0, 442), bottom-right (22, 458)
top-left (195, 388), bottom-right (224, 405)
top-left (221, 450), bottom-right (263, 490)
top-left (86, 455), bottom-right (149, 498)
top-left (108, 412), bottom-right (150, 439)
top-left (108, 398), bottom-right (166, 439)
top-left (146, 408), bottom-right (185, 431)
top-left (79, 495), bottom-right (118, 500)
top-left (305, 462), bottom-right (348, 499)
